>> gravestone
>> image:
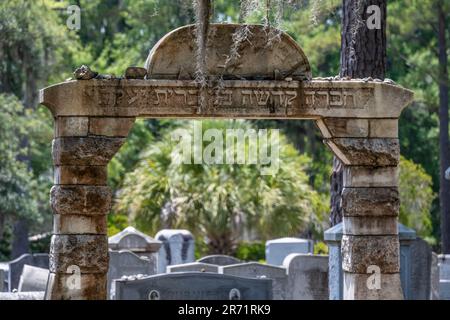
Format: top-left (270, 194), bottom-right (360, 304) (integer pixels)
top-left (219, 262), bottom-right (287, 300)
top-left (198, 255), bottom-right (240, 266)
top-left (265, 237), bottom-right (312, 266)
top-left (0, 291), bottom-right (45, 300)
top-left (108, 249), bottom-right (157, 299)
top-left (430, 252), bottom-right (440, 300)
top-left (155, 229), bottom-right (195, 273)
top-left (283, 254), bottom-right (329, 300)
top-left (114, 272), bottom-right (272, 300)
top-left (324, 222), bottom-right (429, 300)
top-left (18, 265), bottom-right (49, 292)
top-left (7, 253), bottom-right (49, 292)
top-left (0, 269), bottom-right (4, 292)
top-left (109, 226), bottom-right (162, 261)
top-left (409, 238), bottom-right (432, 300)
top-left (167, 262), bottom-right (219, 273)
top-left (438, 254), bottom-right (450, 300)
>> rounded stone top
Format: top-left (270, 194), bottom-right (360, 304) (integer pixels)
top-left (155, 229), bottom-right (194, 241)
top-left (109, 226), bottom-right (162, 252)
top-left (266, 237), bottom-right (310, 244)
top-left (144, 24), bottom-right (311, 81)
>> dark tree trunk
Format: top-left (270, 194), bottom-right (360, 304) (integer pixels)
top-left (438, 1), bottom-right (450, 253)
top-left (330, 0), bottom-right (387, 226)
top-left (11, 219), bottom-right (30, 259)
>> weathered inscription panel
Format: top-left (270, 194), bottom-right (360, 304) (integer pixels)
top-left (114, 272), bottom-right (272, 300)
top-left (40, 79), bottom-right (413, 119)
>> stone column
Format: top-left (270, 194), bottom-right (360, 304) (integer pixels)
top-left (317, 118), bottom-right (403, 299)
top-left (46, 116), bottom-right (134, 300)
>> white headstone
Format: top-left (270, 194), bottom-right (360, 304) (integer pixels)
top-left (265, 237), bottom-right (312, 266)
top-left (155, 229), bottom-right (195, 273)
top-left (18, 265), bottom-right (49, 292)
top-left (283, 253), bottom-right (329, 300)
top-left (197, 255), bottom-right (240, 266)
top-left (109, 226), bottom-right (162, 260)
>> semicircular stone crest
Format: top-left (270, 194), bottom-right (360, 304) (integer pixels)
top-left (145, 24), bottom-right (312, 81)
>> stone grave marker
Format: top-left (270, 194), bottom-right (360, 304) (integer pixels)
top-left (265, 237), bottom-right (312, 266)
top-left (438, 254), bottom-right (450, 300)
top-left (0, 269), bottom-right (4, 292)
top-left (219, 262), bottom-right (287, 300)
top-left (18, 265), bottom-right (49, 292)
top-left (197, 255), bottom-right (241, 266)
top-left (7, 253), bottom-right (49, 292)
top-left (430, 252), bottom-right (440, 300)
top-left (114, 272), bottom-right (272, 300)
top-left (0, 291), bottom-right (45, 300)
top-left (109, 226), bottom-right (162, 261)
top-left (108, 249), bottom-right (157, 299)
top-left (409, 238), bottom-right (432, 300)
top-left (167, 262), bottom-right (219, 273)
top-left (283, 253), bottom-right (329, 300)
top-left (155, 229), bottom-right (195, 273)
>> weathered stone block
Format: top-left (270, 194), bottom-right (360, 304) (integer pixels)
top-left (343, 166), bottom-right (398, 188)
top-left (54, 165), bottom-right (107, 185)
top-left (49, 235), bottom-right (109, 273)
top-left (325, 138), bottom-right (399, 166)
top-left (52, 137), bottom-right (125, 165)
top-left (55, 117), bottom-right (89, 137)
top-left (322, 118), bottom-right (369, 138)
top-left (89, 117), bottom-right (135, 137)
top-left (45, 272), bottom-right (107, 300)
top-left (54, 214), bottom-right (107, 234)
top-left (343, 216), bottom-right (398, 235)
top-left (341, 187), bottom-right (399, 217)
top-left (50, 185), bottom-right (111, 215)
top-left (343, 272), bottom-right (403, 300)
top-left (369, 119), bottom-right (398, 138)
top-left (341, 235), bottom-right (400, 273)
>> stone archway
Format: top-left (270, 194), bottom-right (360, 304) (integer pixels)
top-left (39, 24), bottom-right (413, 300)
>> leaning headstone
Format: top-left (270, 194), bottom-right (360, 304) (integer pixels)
top-left (18, 265), bottom-right (49, 292)
top-left (283, 254), bottom-right (329, 300)
top-left (155, 229), bottom-right (195, 273)
top-left (109, 226), bottom-right (162, 261)
top-left (219, 262), bottom-right (287, 300)
top-left (114, 272), bottom-right (272, 300)
top-left (265, 237), bottom-right (312, 266)
top-left (108, 249), bottom-right (157, 299)
top-left (430, 252), bottom-right (440, 300)
top-left (324, 222), bottom-right (422, 300)
top-left (198, 255), bottom-right (240, 266)
top-left (7, 253), bottom-right (49, 292)
top-left (167, 262), bottom-right (219, 273)
top-left (0, 291), bottom-right (45, 300)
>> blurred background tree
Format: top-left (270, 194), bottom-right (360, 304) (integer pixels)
top-left (0, 0), bottom-right (446, 258)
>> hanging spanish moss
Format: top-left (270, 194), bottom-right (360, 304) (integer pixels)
top-left (192, 0), bottom-right (212, 87)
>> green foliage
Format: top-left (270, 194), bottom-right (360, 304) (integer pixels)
top-left (399, 156), bottom-right (436, 242)
top-left (0, 94), bottom-right (40, 223)
top-left (235, 242), bottom-right (266, 262)
top-left (107, 213), bottom-right (130, 237)
top-left (115, 120), bottom-right (328, 254)
top-left (314, 241), bottom-right (329, 255)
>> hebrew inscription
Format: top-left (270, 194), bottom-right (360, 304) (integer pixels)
top-left (40, 79), bottom-right (413, 119)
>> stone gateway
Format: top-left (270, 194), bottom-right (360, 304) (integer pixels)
top-left (39, 23), bottom-right (413, 300)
